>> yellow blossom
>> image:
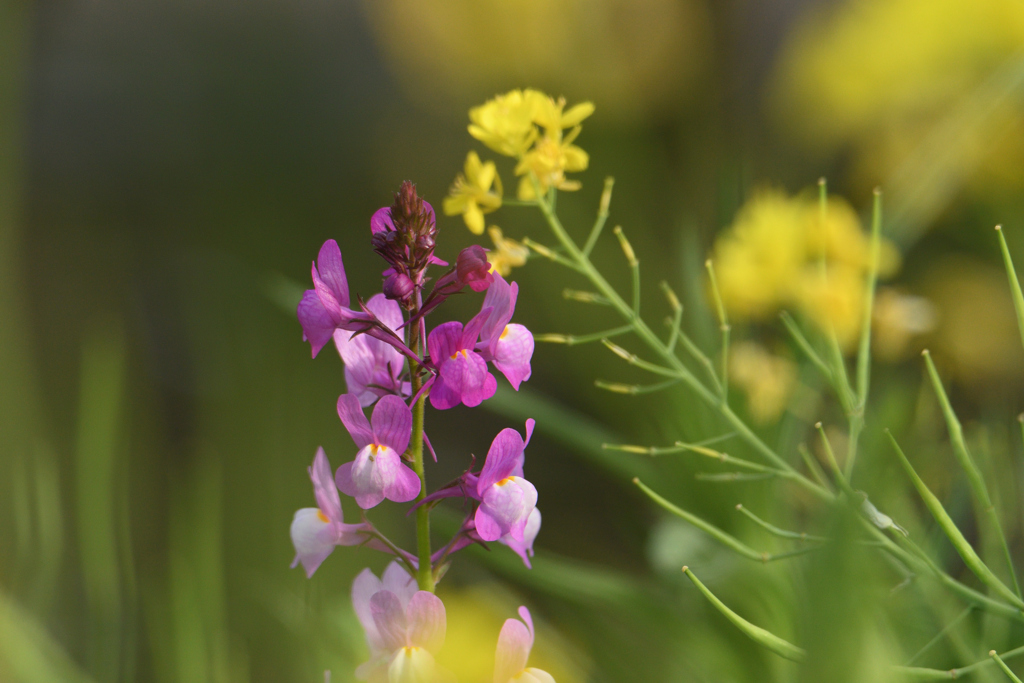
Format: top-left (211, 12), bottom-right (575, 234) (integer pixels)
top-left (513, 92), bottom-right (593, 200)
top-left (468, 89), bottom-right (542, 158)
top-left (712, 189), bottom-right (900, 350)
top-left (486, 226), bottom-right (528, 276)
top-left (444, 151), bottom-right (503, 235)
top-left (730, 342), bottom-right (797, 424)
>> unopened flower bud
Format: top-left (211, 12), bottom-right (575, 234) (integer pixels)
top-left (383, 272), bottom-right (415, 302)
top-left (456, 245), bottom-right (493, 292)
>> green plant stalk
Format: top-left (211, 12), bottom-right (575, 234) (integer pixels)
top-left (735, 504), bottom-right (828, 543)
top-left (817, 179), bottom-right (857, 411)
top-left (407, 304), bottom-right (433, 592)
top-left (922, 350), bottom-right (1020, 598)
top-left (682, 567), bottom-right (806, 662)
top-left (529, 176), bottom-right (830, 501)
top-left (996, 225), bottom-right (1024, 351)
top-left (904, 606), bottom-right (973, 666)
top-left (992, 650), bottom-right (1024, 683)
top-left (886, 431), bottom-right (1023, 609)
top-left (705, 259), bottom-right (729, 399)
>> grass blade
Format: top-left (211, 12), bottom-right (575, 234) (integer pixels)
top-left (996, 225), bottom-right (1024, 352)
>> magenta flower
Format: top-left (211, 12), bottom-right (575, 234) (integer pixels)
top-left (290, 447), bottom-right (370, 577)
top-left (494, 606), bottom-right (554, 683)
top-left (352, 562), bottom-right (447, 683)
top-left (334, 294), bottom-right (409, 407)
top-left (475, 419), bottom-right (538, 542)
top-left (427, 311), bottom-right (497, 410)
top-left (476, 273), bottom-right (534, 390)
top-left (297, 239), bottom-right (364, 357)
top-left (335, 394), bottom-right (421, 509)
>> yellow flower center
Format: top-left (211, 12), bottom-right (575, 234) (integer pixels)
top-left (500, 326), bottom-right (510, 340)
top-left (316, 509), bottom-right (330, 523)
top-left (449, 349), bottom-right (469, 360)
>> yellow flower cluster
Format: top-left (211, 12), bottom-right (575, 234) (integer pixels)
top-left (712, 189), bottom-right (899, 349)
top-left (729, 342), bottom-right (797, 424)
top-left (444, 89), bottom-right (595, 275)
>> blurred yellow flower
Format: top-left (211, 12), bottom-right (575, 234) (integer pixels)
top-left (486, 226), bottom-right (528, 276)
top-left (468, 89), bottom-right (541, 158)
top-left (712, 189), bottom-right (899, 349)
top-left (435, 587), bottom-right (584, 683)
top-left (772, 0), bottom-right (1024, 232)
top-left (444, 151), bottom-right (503, 235)
top-left (730, 342), bottom-right (797, 424)
top-left (872, 287), bottom-right (938, 360)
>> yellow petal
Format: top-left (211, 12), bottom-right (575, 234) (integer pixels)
top-left (518, 176), bottom-right (538, 201)
top-left (464, 150), bottom-right (482, 179)
top-left (561, 102), bottom-right (595, 128)
top-left (563, 145), bottom-right (589, 171)
top-left (465, 203), bottom-right (485, 234)
top-left (443, 194), bottom-right (468, 215)
top-left (477, 160), bottom-right (496, 191)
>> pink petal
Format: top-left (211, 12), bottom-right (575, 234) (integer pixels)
top-left (337, 394), bottom-right (374, 449)
top-left (478, 428), bottom-right (526, 493)
top-left (428, 321), bottom-right (463, 366)
top-left (352, 568), bottom-right (385, 652)
top-left (289, 508), bottom-right (337, 578)
top-left (381, 561), bottom-right (418, 609)
top-left (493, 617), bottom-right (532, 683)
top-left (335, 457), bottom-right (386, 510)
top-left (428, 374), bottom-right (460, 410)
top-left (475, 506), bottom-right (503, 542)
top-left (370, 590), bottom-right (408, 653)
top-left (462, 306), bottom-right (494, 350)
top-left (384, 461), bottom-right (422, 503)
top-left (371, 395), bottom-right (412, 455)
top-left (371, 207), bottom-right (395, 235)
top-left (440, 352), bottom-right (495, 408)
top-left (480, 276), bottom-right (517, 350)
top-left (312, 240), bottom-right (350, 309)
top-left (297, 290), bottom-right (337, 358)
top-left (498, 508), bottom-right (541, 569)
top-left (406, 592), bottom-right (446, 653)
top-left (310, 447), bottom-right (342, 523)
top-left (493, 324), bottom-right (534, 390)
top-left (477, 477), bottom-right (537, 541)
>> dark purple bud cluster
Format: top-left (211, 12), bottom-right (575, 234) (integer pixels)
top-left (371, 181), bottom-right (443, 307)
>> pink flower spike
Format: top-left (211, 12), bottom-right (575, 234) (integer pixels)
top-left (494, 606), bottom-right (554, 683)
top-left (475, 421), bottom-right (538, 542)
top-left (290, 448), bottom-right (369, 577)
top-left (334, 294), bottom-right (408, 407)
top-left (336, 395), bottom-right (421, 509)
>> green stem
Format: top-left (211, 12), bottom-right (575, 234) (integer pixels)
top-left (408, 310), bottom-right (433, 592)
top-left (529, 177), bottom-right (829, 501)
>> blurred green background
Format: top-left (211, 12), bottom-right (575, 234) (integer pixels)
top-left (6, 0), bottom-right (1024, 681)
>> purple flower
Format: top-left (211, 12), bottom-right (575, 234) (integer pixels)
top-left (427, 311), bottom-right (497, 410)
top-left (352, 562), bottom-right (447, 682)
top-left (297, 239), bottom-right (365, 358)
top-left (334, 294), bottom-right (409, 407)
top-left (475, 420), bottom-right (538, 542)
top-left (290, 447), bottom-right (370, 577)
top-left (335, 394), bottom-right (421, 509)
top-left (476, 273), bottom-right (534, 390)
top-left (494, 606), bottom-right (553, 683)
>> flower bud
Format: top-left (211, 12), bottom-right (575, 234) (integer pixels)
top-left (383, 272), bottom-right (415, 303)
top-left (456, 245), bottom-right (493, 292)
